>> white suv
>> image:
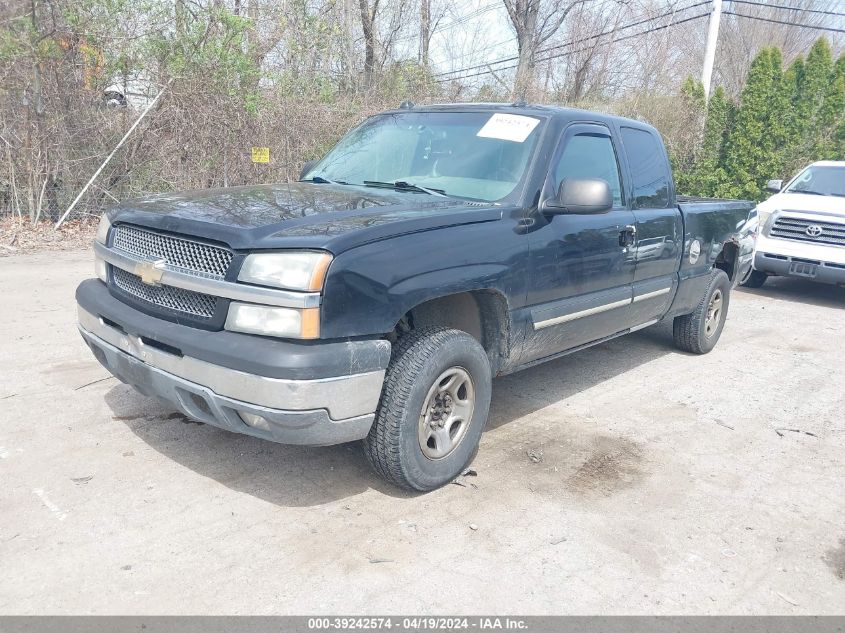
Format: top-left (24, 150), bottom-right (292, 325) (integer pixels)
top-left (744, 160), bottom-right (845, 288)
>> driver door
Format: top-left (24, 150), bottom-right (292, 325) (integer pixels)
top-left (523, 123), bottom-right (637, 363)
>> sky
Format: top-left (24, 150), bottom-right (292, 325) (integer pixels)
top-left (392, 0), bottom-right (845, 90)
top-left (399, 0), bottom-right (519, 81)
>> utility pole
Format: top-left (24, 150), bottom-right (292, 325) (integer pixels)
top-left (701, 0), bottom-right (723, 101)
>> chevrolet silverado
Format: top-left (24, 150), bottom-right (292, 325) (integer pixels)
top-left (77, 104), bottom-right (757, 490)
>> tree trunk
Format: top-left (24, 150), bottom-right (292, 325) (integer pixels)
top-left (419, 0), bottom-right (431, 66)
top-left (175, 0), bottom-right (187, 35)
top-left (505, 0), bottom-right (587, 101)
top-left (28, 0), bottom-right (45, 220)
top-left (505, 0), bottom-right (540, 101)
top-left (513, 29), bottom-right (537, 100)
top-left (359, 0), bottom-right (379, 89)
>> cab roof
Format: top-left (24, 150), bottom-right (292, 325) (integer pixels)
top-left (809, 160), bottom-right (845, 167)
top-left (381, 102), bottom-right (657, 133)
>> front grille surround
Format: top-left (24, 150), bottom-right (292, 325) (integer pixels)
top-left (112, 224), bottom-right (234, 278)
top-left (107, 224), bottom-right (235, 326)
top-left (769, 215), bottom-right (845, 247)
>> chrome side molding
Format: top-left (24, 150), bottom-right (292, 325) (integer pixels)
top-left (533, 286), bottom-right (673, 330)
top-left (632, 287), bottom-right (671, 303)
top-left (533, 297), bottom-right (631, 330)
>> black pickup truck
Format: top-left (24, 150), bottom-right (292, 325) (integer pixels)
top-left (77, 103), bottom-right (757, 490)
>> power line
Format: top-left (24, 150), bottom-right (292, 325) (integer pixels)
top-left (434, 2), bottom-right (503, 33)
top-left (391, 2), bottom-right (503, 44)
top-left (432, 0), bottom-right (612, 68)
top-left (528, 0), bottom-right (711, 58)
top-left (435, 1), bottom-right (710, 81)
top-left (536, 12), bottom-right (712, 68)
top-left (723, 10), bottom-right (845, 33)
top-left (429, 0), bottom-right (623, 73)
top-left (434, 0), bottom-right (710, 79)
top-left (441, 37), bottom-right (518, 65)
top-left (436, 11), bottom-right (711, 83)
top-left (727, 0), bottom-right (845, 18)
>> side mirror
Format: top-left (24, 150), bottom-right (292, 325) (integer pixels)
top-left (766, 179), bottom-right (783, 193)
top-left (545, 178), bottom-right (613, 215)
top-left (299, 159), bottom-right (318, 181)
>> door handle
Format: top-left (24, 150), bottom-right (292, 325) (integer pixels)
top-left (619, 225), bottom-right (637, 247)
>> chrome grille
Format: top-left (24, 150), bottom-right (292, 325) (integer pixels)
top-left (112, 225), bottom-right (233, 278)
top-left (770, 215), bottom-right (845, 247)
top-left (112, 267), bottom-right (217, 319)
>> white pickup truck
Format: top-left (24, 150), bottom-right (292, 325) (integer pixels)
top-left (743, 161), bottom-right (845, 288)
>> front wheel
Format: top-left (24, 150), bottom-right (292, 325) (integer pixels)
top-left (673, 269), bottom-right (731, 354)
top-left (363, 327), bottom-right (492, 491)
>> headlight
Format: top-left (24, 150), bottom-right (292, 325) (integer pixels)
top-left (238, 251), bottom-right (332, 291)
top-left (95, 214), bottom-right (112, 244)
top-left (225, 303), bottom-right (320, 339)
top-left (760, 209), bottom-right (778, 235)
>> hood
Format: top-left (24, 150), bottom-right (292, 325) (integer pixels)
top-left (757, 192), bottom-right (845, 219)
top-left (108, 181), bottom-right (503, 252)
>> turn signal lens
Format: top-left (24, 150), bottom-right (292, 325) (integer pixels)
top-left (95, 214), bottom-right (112, 245)
top-left (95, 256), bottom-right (108, 282)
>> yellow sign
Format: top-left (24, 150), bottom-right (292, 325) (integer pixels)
top-left (251, 147), bottom-right (270, 163)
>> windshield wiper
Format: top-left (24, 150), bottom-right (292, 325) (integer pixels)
top-left (791, 189), bottom-right (827, 196)
top-left (302, 175), bottom-right (347, 185)
top-left (363, 180), bottom-right (448, 197)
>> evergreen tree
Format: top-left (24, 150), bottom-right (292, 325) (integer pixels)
top-left (781, 57), bottom-right (805, 174)
top-left (682, 86), bottom-right (732, 197)
top-left (790, 39), bottom-right (834, 168)
top-left (697, 87), bottom-right (733, 197)
top-left (719, 48), bottom-right (791, 200)
top-left (673, 78), bottom-right (707, 195)
top-left (673, 41), bottom-right (843, 199)
top-left (816, 53), bottom-right (845, 159)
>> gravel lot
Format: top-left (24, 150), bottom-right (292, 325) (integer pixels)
top-left (1, 250), bottom-right (844, 614)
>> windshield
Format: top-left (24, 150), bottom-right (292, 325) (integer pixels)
top-left (785, 165), bottom-right (845, 197)
top-left (307, 111), bottom-right (544, 202)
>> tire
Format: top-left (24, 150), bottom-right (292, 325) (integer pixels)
top-left (363, 327), bottom-right (492, 491)
top-left (673, 269), bottom-right (731, 355)
top-left (740, 269), bottom-right (768, 288)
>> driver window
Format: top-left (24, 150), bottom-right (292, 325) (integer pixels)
top-left (553, 133), bottom-right (623, 207)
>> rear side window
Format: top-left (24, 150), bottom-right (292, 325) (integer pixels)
top-left (553, 133), bottom-right (623, 207)
top-left (620, 127), bottom-right (670, 208)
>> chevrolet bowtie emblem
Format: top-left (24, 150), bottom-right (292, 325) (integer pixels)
top-left (136, 258), bottom-right (167, 286)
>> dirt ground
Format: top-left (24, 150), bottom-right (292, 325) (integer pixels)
top-left (1, 250), bottom-right (844, 614)
top-left (0, 218), bottom-right (97, 257)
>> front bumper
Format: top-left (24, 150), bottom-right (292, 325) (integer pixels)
top-left (77, 279), bottom-right (391, 445)
top-left (754, 251), bottom-right (845, 285)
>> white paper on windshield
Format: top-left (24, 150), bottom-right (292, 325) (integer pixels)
top-left (476, 113), bottom-right (540, 143)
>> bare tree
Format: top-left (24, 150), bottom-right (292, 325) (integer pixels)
top-left (420, 0), bottom-right (432, 66)
top-left (503, 0), bottom-right (590, 99)
top-left (544, 0), bottom-right (624, 102)
top-left (359, 0), bottom-right (380, 88)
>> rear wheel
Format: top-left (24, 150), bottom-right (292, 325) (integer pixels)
top-left (740, 269), bottom-right (768, 288)
top-left (363, 327), bottom-right (492, 491)
top-left (673, 269), bottom-right (731, 354)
